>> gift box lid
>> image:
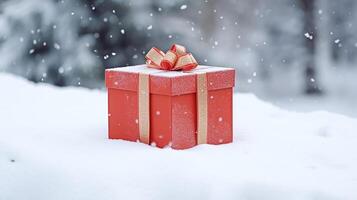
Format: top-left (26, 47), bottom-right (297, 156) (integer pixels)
top-left (105, 65), bottom-right (235, 96)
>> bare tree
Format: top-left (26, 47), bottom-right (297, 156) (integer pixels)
top-left (299, 0), bottom-right (322, 94)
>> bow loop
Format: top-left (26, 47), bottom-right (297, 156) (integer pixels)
top-left (145, 44), bottom-right (198, 71)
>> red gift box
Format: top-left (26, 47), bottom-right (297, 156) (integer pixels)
top-left (105, 65), bottom-right (235, 149)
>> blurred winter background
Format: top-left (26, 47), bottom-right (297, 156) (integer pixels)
top-left (0, 0), bottom-right (356, 117)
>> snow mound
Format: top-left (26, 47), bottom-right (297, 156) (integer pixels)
top-left (1, 73), bottom-right (357, 200)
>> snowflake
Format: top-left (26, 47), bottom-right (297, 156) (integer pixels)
top-left (180, 4), bottom-right (187, 10)
top-left (147, 25), bottom-right (153, 30)
top-left (58, 67), bottom-right (65, 74)
top-left (54, 43), bottom-right (61, 50)
top-left (304, 32), bottom-right (313, 40)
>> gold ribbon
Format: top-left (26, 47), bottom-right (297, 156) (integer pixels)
top-left (138, 45), bottom-right (208, 146)
top-left (138, 73), bottom-right (150, 144)
top-left (196, 73), bottom-right (208, 144)
top-left (145, 44), bottom-right (198, 71)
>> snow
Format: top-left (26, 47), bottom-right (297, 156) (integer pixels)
top-left (1, 73), bottom-right (357, 200)
top-left (108, 65), bottom-right (234, 77)
top-left (304, 32), bottom-right (313, 40)
top-left (180, 5), bottom-right (187, 10)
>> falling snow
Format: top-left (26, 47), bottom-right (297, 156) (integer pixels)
top-left (54, 43), bottom-right (61, 50)
top-left (180, 4), bottom-right (187, 10)
top-left (304, 32), bottom-right (313, 40)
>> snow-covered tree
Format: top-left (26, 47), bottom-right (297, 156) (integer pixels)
top-left (0, 0), bottom-right (195, 87)
top-left (0, 0), bottom-right (100, 87)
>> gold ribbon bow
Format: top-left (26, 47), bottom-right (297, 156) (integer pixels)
top-left (145, 44), bottom-right (198, 71)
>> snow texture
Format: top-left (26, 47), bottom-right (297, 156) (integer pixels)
top-left (108, 65), bottom-right (233, 77)
top-left (1, 73), bottom-right (357, 200)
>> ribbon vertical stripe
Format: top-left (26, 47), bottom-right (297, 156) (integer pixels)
top-left (196, 73), bottom-right (208, 144)
top-left (138, 73), bottom-right (150, 144)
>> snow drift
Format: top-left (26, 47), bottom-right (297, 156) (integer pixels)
top-left (0, 73), bottom-right (356, 200)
